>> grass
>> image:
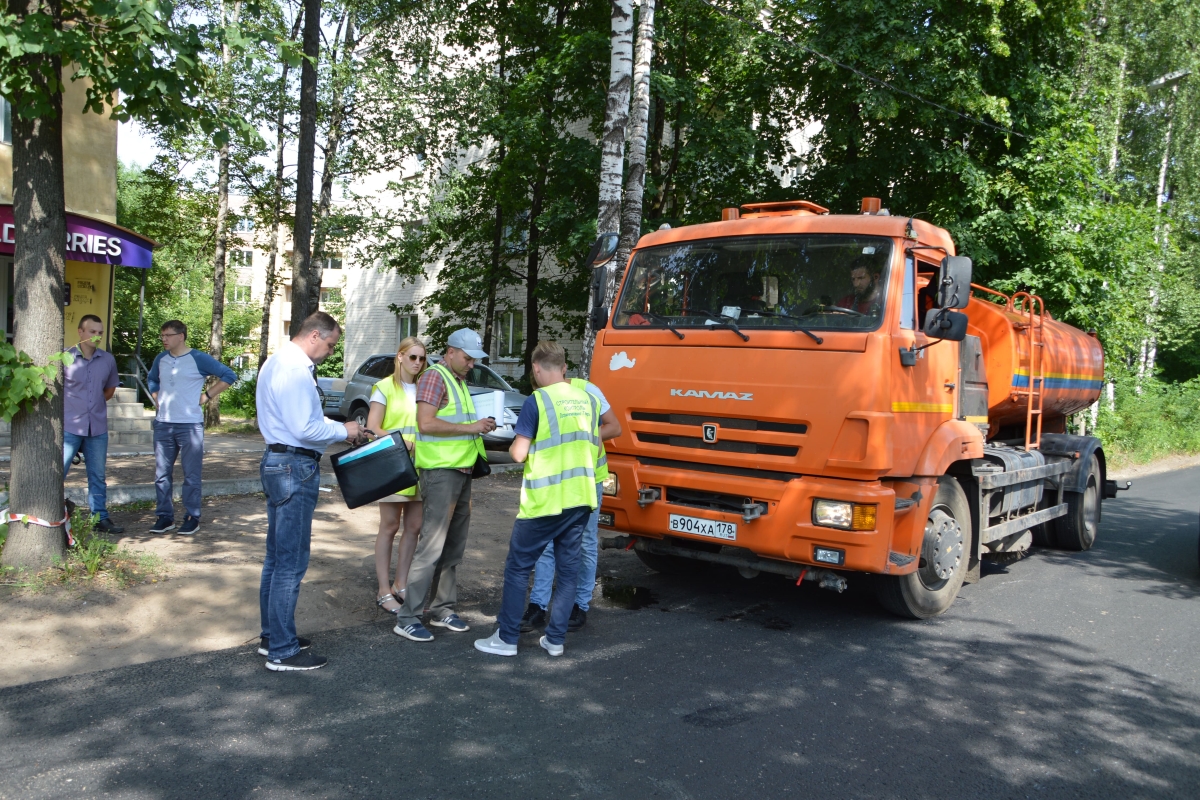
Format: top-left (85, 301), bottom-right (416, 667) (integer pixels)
top-left (207, 416), bottom-right (259, 435)
top-left (0, 507), bottom-right (166, 591)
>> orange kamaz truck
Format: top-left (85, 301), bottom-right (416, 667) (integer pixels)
top-left (585, 199), bottom-right (1126, 618)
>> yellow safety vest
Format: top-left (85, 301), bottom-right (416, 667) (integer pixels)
top-left (518, 382), bottom-right (600, 520)
top-left (373, 377), bottom-right (419, 497)
top-left (414, 363), bottom-right (487, 470)
top-left (570, 378), bottom-right (608, 483)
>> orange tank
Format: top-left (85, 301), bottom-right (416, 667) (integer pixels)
top-left (964, 287), bottom-right (1104, 431)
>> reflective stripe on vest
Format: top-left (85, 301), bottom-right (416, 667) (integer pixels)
top-left (569, 378), bottom-right (609, 482)
top-left (414, 363), bottom-right (486, 470)
top-left (373, 377), bottom-right (419, 496)
top-left (518, 382), bottom-right (600, 519)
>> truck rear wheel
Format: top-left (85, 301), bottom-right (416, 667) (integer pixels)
top-left (876, 477), bottom-right (971, 619)
top-left (1052, 454), bottom-right (1101, 551)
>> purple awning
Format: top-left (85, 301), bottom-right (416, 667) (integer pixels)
top-left (0, 204), bottom-right (156, 268)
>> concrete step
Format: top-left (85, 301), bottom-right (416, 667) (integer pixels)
top-left (111, 387), bottom-right (139, 403)
top-left (110, 430), bottom-right (153, 445)
top-left (109, 418), bottom-right (157, 433)
top-left (107, 403), bottom-right (153, 418)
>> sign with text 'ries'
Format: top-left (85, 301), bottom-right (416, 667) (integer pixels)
top-left (0, 204), bottom-right (155, 269)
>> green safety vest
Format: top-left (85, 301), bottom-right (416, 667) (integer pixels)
top-left (569, 378), bottom-right (608, 483)
top-left (518, 382), bottom-right (601, 520)
top-left (373, 377), bottom-right (419, 497)
top-left (414, 363), bottom-right (487, 470)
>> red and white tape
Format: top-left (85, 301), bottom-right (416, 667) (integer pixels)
top-left (0, 508), bottom-right (74, 546)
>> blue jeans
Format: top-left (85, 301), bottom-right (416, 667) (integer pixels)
top-left (63, 432), bottom-right (110, 521)
top-left (496, 505), bottom-right (590, 646)
top-left (154, 421), bottom-right (205, 520)
top-left (258, 451), bottom-right (321, 660)
top-left (529, 483), bottom-right (603, 612)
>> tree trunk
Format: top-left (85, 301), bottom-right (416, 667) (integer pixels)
top-left (257, 8), bottom-right (303, 372)
top-left (612, 0), bottom-right (656, 296)
top-left (580, 0), bottom-right (634, 377)
top-left (3, 9), bottom-right (67, 570)
top-left (1139, 83), bottom-right (1179, 384)
top-left (308, 13), bottom-right (354, 318)
top-left (522, 169), bottom-right (548, 378)
top-left (207, 141), bottom-right (230, 426)
top-left (289, 0), bottom-right (322, 336)
top-left (483, 193), bottom-right (503, 356)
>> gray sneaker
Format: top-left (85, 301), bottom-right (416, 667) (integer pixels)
top-left (474, 630), bottom-right (517, 657)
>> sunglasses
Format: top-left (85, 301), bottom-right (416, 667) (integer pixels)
top-left (406, 354), bottom-right (427, 362)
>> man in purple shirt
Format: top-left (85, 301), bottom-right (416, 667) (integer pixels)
top-left (63, 314), bottom-right (124, 534)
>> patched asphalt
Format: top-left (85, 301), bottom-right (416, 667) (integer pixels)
top-left (1, 467), bottom-right (1197, 799)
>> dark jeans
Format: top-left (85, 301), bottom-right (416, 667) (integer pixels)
top-left (396, 469), bottom-right (472, 628)
top-left (63, 432), bottom-right (109, 521)
top-left (258, 451), bottom-right (321, 660)
top-left (497, 505), bottom-right (590, 646)
top-left (154, 421), bottom-right (205, 520)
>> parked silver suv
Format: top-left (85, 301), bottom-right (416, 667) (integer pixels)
top-left (337, 354), bottom-right (526, 449)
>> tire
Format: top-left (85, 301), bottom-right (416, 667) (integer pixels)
top-left (351, 403), bottom-right (369, 430)
top-left (1053, 454), bottom-right (1101, 551)
top-left (635, 547), bottom-right (693, 575)
top-left (876, 477), bottom-right (972, 619)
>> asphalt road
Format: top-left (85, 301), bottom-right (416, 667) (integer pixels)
top-left (1, 467), bottom-right (1198, 799)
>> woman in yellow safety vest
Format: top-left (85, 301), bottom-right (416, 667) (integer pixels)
top-left (366, 336), bottom-right (426, 615)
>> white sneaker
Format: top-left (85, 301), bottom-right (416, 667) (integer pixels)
top-left (539, 635), bottom-right (564, 657)
top-left (473, 630), bottom-right (517, 657)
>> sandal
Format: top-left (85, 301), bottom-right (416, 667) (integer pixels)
top-left (391, 585), bottom-right (406, 604)
top-left (377, 594), bottom-right (402, 615)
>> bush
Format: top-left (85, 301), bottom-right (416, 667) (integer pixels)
top-left (220, 374), bottom-right (258, 417)
top-left (1094, 377), bottom-right (1200, 465)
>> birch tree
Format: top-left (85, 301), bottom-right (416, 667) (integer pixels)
top-left (580, 0), bottom-right (633, 377)
top-left (613, 0), bottom-right (655, 277)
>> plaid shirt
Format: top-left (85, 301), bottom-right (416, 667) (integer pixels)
top-left (415, 366), bottom-right (474, 472)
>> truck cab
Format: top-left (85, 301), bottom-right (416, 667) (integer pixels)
top-left (589, 200), bottom-right (1110, 618)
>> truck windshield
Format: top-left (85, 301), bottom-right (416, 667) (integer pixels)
top-left (614, 235), bottom-right (893, 332)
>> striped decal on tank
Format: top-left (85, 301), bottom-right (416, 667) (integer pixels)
top-left (891, 401), bottom-right (953, 413)
top-left (1012, 370), bottom-right (1104, 391)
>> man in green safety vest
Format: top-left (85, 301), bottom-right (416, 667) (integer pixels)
top-left (475, 340), bottom-right (601, 658)
top-left (392, 328), bottom-right (496, 643)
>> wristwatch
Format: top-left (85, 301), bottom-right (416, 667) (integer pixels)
top-left (201, 392), bottom-right (210, 404)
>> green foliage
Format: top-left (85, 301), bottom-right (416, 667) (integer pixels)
top-left (220, 373), bottom-right (258, 416)
top-left (1094, 377), bottom-right (1200, 464)
top-left (114, 162), bottom-right (265, 366)
top-left (0, 344), bottom-right (74, 423)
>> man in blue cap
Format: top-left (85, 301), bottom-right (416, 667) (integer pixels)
top-left (392, 328), bottom-right (497, 642)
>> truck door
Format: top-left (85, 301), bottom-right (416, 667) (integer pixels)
top-left (890, 255), bottom-right (959, 475)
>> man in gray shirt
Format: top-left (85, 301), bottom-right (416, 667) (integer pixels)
top-left (63, 314), bottom-right (123, 534)
top-left (147, 320), bottom-right (238, 535)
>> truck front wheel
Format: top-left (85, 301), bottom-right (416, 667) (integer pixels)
top-left (876, 477), bottom-right (972, 619)
top-left (1052, 454), bottom-right (1101, 551)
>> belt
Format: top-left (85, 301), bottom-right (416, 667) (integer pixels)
top-left (266, 444), bottom-right (322, 461)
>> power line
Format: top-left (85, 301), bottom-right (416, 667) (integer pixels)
top-left (693, 0), bottom-right (1029, 139)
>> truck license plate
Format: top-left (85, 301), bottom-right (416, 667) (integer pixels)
top-left (668, 514), bottom-right (737, 541)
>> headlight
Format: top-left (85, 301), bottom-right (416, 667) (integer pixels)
top-left (601, 474), bottom-right (619, 497)
top-left (812, 499), bottom-right (877, 531)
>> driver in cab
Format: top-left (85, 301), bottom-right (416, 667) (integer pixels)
top-left (836, 258), bottom-right (883, 317)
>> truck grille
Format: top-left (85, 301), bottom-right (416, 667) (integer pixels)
top-left (666, 487), bottom-right (754, 514)
top-left (631, 412), bottom-right (806, 434)
top-left (635, 433), bottom-right (799, 457)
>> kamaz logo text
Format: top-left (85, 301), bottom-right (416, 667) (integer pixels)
top-left (670, 389), bottom-right (753, 401)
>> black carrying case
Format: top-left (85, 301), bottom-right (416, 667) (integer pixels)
top-left (330, 431), bottom-right (419, 509)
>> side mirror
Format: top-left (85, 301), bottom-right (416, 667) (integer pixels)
top-left (589, 305), bottom-right (609, 330)
top-left (923, 308), bottom-right (968, 342)
top-left (937, 255), bottom-right (972, 309)
top-left (585, 232), bottom-right (619, 270)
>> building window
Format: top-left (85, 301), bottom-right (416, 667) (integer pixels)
top-left (233, 217), bottom-right (254, 233)
top-left (495, 310), bottom-right (523, 358)
top-left (396, 314), bottom-right (418, 341)
top-left (1, 96), bottom-right (11, 145)
top-left (229, 249), bottom-right (253, 268)
top-left (320, 255), bottom-right (343, 270)
top-left (230, 284), bottom-right (252, 304)
top-left (319, 287), bottom-right (342, 306)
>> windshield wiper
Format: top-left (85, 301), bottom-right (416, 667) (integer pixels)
top-left (746, 310), bottom-right (824, 344)
top-left (683, 308), bottom-right (750, 342)
top-left (641, 310), bottom-right (685, 339)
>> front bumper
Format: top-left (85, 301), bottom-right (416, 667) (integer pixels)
top-left (600, 454), bottom-right (910, 575)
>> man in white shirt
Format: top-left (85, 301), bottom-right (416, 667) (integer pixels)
top-left (256, 312), bottom-right (361, 671)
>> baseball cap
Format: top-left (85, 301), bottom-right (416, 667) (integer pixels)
top-left (446, 328), bottom-right (488, 360)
